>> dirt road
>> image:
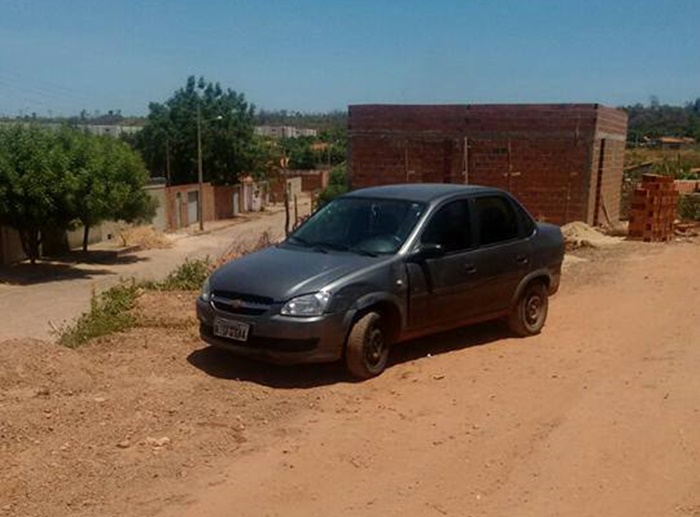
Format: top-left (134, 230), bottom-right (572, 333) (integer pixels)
top-left (0, 203), bottom-right (300, 342)
top-left (1, 239), bottom-right (698, 517)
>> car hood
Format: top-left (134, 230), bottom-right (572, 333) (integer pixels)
top-left (210, 245), bottom-right (378, 301)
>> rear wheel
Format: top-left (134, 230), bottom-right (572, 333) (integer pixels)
top-left (508, 282), bottom-right (549, 336)
top-left (345, 312), bottom-right (389, 379)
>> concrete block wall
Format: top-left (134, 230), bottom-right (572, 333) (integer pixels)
top-left (165, 183), bottom-right (216, 230)
top-left (145, 185), bottom-right (168, 232)
top-left (349, 103), bottom-right (628, 226)
top-left (0, 226), bottom-right (25, 265)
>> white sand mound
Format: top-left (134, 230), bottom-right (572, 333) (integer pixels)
top-left (561, 221), bottom-right (623, 249)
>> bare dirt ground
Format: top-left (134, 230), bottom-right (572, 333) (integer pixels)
top-left (1, 238), bottom-right (699, 517)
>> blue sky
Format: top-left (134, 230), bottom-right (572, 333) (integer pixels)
top-left (1, 0), bottom-right (698, 116)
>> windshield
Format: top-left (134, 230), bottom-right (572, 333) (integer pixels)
top-left (286, 197), bottom-right (426, 255)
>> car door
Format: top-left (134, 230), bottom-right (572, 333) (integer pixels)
top-left (406, 199), bottom-right (486, 330)
top-left (469, 194), bottom-right (532, 314)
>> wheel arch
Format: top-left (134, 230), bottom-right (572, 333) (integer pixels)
top-left (510, 269), bottom-right (552, 308)
top-left (346, 294), bottom-right (404, 345)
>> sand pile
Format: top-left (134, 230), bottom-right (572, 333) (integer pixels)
top-left (561, 221), bottom-right (623, 249)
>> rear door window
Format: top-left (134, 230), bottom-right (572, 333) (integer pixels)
top-left (475, 196), bottom-right (519, 245)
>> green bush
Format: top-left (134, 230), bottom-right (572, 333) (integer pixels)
top-left (157, 257), bottom-right (211, 291)
top-left (317, 163), bottom-right (348, 207)
top-left (679, 194), bottom-right (700, 220)
top-left (57, 258), bottom-right (212, 347)
top-left (57, 281), bottom-right (139, 348)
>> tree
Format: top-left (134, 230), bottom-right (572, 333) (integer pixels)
top-left (61, 130), bottom-right (156, 252)
top-left (280, 136), bottom-right (318, 169)
top-left (136, 76), bottom-right (257, 185)
top-left (317, 163), bottom-right (349, 207)
top-left (0, 125), bottom-right (73, 264)
top-left (0, 124), bottom-right (157, 262)
top-left (623, 97), bottom-right (700, 142)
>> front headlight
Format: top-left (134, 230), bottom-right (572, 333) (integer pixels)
top-left (280, 291), bottom-right (331, 317)
top-left (200, 277), bottom-right (212, 302)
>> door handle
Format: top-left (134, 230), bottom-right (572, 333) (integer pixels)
top-left (464, 264), bottom-right (477, 274)
top-left (515, 255), bottom-right (529, 265)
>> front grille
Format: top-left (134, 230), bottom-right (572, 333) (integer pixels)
top-left (212, 300), bottom-right (268, 316)
top-left (211, 291), bottom-right (273, 316)
top-left (212, 290), bottom-right (274, 305)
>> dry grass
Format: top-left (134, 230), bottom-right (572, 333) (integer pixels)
top-left (209, 230), bottom-right (277, 270)
top-left (625, 147), bottom-right (700, 177)
top-left (118, 225), bottom-right (172, 250)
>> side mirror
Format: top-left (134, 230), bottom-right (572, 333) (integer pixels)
top-left (408, 243), bottom-right (445, 262)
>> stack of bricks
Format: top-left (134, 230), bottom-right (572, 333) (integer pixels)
top-left (628, 174), bottom-right (679, 242)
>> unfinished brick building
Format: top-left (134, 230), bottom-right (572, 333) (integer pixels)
top-left (348, 104), bottom-right (628, 225)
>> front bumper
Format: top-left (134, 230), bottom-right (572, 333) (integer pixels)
top-left (196, 297), bottom-right (349, 364)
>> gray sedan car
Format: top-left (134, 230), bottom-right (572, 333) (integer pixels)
top-left (197, 183), bottom-right (564, 379)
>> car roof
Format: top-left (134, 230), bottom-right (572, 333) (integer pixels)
top-left (344, 183), bottom-right (502, 203)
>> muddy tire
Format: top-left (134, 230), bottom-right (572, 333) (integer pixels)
top-left (508, 282), bottom-right (549, 337)
top-left (345, 312), bottom-right (389, 380)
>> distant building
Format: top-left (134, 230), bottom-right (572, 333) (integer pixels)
top-left (0, 121), bottom-right (142, 138)
top-left (255, 125), bottom-right (318, 139)
top-left (657, 136), bottom-right (696, 150)
top-left (79, 124), bottom-right (142, 138)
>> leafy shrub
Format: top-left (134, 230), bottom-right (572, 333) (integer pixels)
top-left (317, 163), bottom-right (348, 207)
top-left (679, 194), bottom-right (700, 220)
top-left (56, 258), bottom-right (211, 348)
top-left (157, 257), bottom-right (211, 291)
top-left (56, 238), bottom-right (270, 347)
top-left (57, 281), bottom-right (140, 348)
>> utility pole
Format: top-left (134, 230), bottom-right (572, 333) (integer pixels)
top-left (197, 103), bottom-right (204, 231)
top-left (196, 104), bottom-right (222, 231)
top-left (282, 153), bottom-right (291, 236)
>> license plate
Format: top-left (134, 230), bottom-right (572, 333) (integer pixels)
top-left (213, 318), bottom-right (250, 342)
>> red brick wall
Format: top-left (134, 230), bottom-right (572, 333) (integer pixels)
top-left (466, 138), bottom-right (590, 224)
top-left (349, 103), bottom-right (628, 225)
top-left (213, 185), bottom-right (237, 220)
top-left (294, 170), bottom-right (329, 191)
top-left (350, 104), bottom-right (468, 134)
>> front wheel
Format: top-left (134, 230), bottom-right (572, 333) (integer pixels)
top-left (508, 282), bottom-right (549, 337)
top-left (345, 312), bottom-right (389, 380)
